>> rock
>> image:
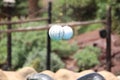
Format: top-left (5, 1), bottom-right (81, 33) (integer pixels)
top-left (17, 67), bottom-right (37, 78)
top-left (40, 70), bottom-right (55, 78)
top-left (98, 70), bottom-right (118, 80)
top-left (54, 68), bottom-right (76, 80)
top-left (0, 68), bottom-right (119, 80)
top-left (0, 67), bottom-right (37, 80)
top-left (117, 76), bottom-right (120, 80)
top-left (0, 69), bottom-right (8, 80)
top-left (75, 69), bottom-right (95, 79)
top-left (3, 71), bottom-right (25, 80)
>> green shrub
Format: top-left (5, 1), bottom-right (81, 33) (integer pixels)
top-left (12, 30), bottom-right (47, 69)
top-left (74, 46), bottom-right (101, 71)
top-left (52, 0), bottom-right (97, 22)
top-left (0, 36), bottom-right (7, 64)
top-left (52, 0), bottom-right (73, 22)
top-left (0, 25), bottom-right (7, 64)
top-left (1, 17), bottom-right (77, 70)
top-left (52, 41), bottom-right (78, 58)
top-left (96, 0), bottom-right (120, 34)
top-left (23, 48), bottom-right (65, 72)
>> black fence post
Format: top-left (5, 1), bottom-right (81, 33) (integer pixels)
top-left (7, 15), bottom-right (12, 70)
top-left (47, 1), bottom-right (52, 70)
top-left (106, 6), bottom-right (112, 72)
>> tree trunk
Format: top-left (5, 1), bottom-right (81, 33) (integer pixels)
top-left (28, 0), bottom-right (39, 18)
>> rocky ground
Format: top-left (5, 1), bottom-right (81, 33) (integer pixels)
top-left (0, 67), bottom-right (119, 80)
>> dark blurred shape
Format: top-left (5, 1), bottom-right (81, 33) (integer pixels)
top-left (77, 72), bottom-right (105, 80)
top-left (99, 29), bottom-right (107, 38)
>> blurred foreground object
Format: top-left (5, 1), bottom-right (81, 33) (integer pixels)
top-left (77, 72), bottom-right (105, 80)
top-left (26, 73), bottom-right (54, 80)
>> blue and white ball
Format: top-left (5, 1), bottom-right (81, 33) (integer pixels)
top-left (62, 25), bottom-right (73, 40)
top-left (49, 25), bottom-right (64, 40)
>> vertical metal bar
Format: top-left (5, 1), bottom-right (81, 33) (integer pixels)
top-left (7, 15), bottom-right (12, 70)
top-left (106, 6), bottom-right (112, 72)
top-left (46, 1), bottom-right (52, 70)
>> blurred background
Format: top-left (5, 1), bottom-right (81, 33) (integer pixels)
top-left (0, 0), bottom-right (120, 76)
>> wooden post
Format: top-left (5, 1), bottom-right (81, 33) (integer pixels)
top-left (46, 1), bottom-right (52, 70)
top-left (106, 6), bottom-right (112, 71)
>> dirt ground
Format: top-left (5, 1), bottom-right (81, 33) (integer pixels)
top-left (67, 30), bottom-right (120, 75)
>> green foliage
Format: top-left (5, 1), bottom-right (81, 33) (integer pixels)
top-left (2, 21), bottom-right (47, 69)
top-left (95, 0), bottom-right (109, 19)
top-left (95, 0), bottom-right (119, 19)
top-left (66, 0), bottom-right (95, 7)
top-left (0, 0), bottom-right (3, 7)
top-left (23, 48), bottom-right (65, 72)
top-left (111, 1), bottom-right (120, 34)
top-left (52, 0), bottom-right (73, 22)
top-left (53, 0), bottom-right (97, 22)
top-left (0, 25), bottom-right (7, 64)
top-left (1, 20), bottom-right (77, 70)
top-left (1, 0), bottom-right (120, 71)
top-left (68, 0), bottom-right (98, 21)
top-left (74, 46), bottom-right (101, 71)
top-left (12, 30), bottom-right (47, 69)
top-left (53, 0), bottom-right (120, 34)
top-left (0, 37), bottom-right (7, 64)
top-left (78, 24), bottom-right (103, 34)
top-left (52, 41), bottom-right (78, 58)
top-left (14, 0), bottom-right (28, 16)
top-left (95, 0), bottom-right (120, 34)
top-left (112, 19), bottom-right (120, 34)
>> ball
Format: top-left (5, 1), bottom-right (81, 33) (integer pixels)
top-left (62, 25), bottom-right (73, 40)
top-left (49, 25), bottom-right (64, 40)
